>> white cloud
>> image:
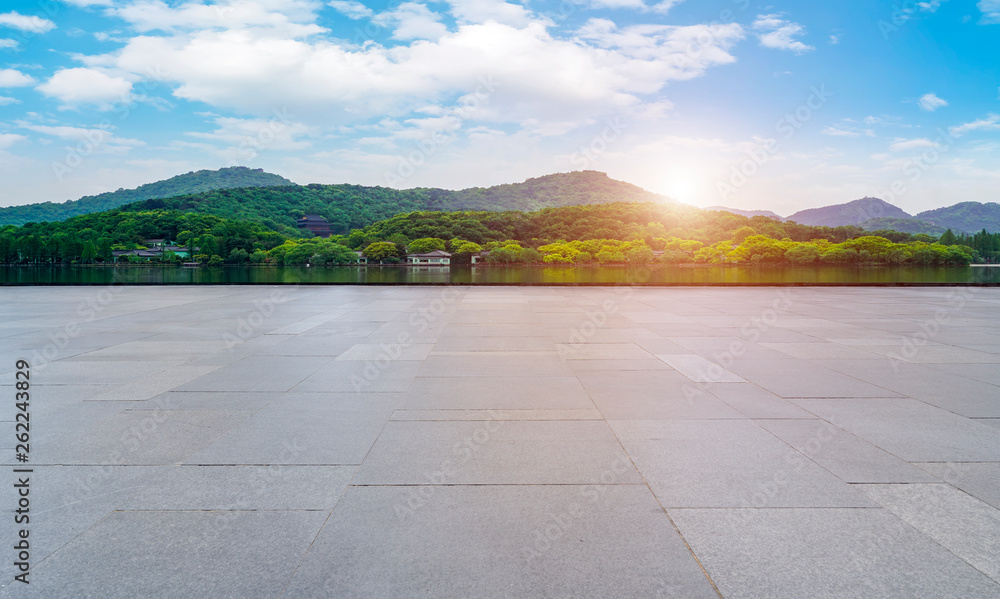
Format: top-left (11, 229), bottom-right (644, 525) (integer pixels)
top-left (373, 2), bottom-right (449, 40)
top-left (0, 96), bottom-right (18, 105)
top-left (0, 133), bottom-right (26, 149)
top-left (822, 126), bottom-right (860, 137)
top-left (979, 0), bottom-right (1000, 23)
top-left (829, 34), bottom-right (840, 44)
top-left (444, 0), bottom-right (535, 27)
top-left (950, 113), bottom-right (1000, 136)
top-left (0, 39), bottom-right (17, 48)
top-left (185, 115), bottom-right (315, 163)
top-left (589, 0), bottom-right (647, 10)
top-left (328, 0), bottom-right (374, 19)
top-left (62, 0), bottom-right (114, 6)
top-left (37, 68), bottom-right (133, 108)
top-left (111, 0), bottom-right (325, 37)
top-left (753, 14), bottom-right (814, 54)
top-left (648, 0), bottom-right (684, 13)
top-left (918, 0), bottom-right (945, 11)
top-left (0, 11), bottom-right (56, 33)
top-left (890, 138), bottom-right (939, 151)
top-left (90, 15), bottom-right (743, 126)
top-left (917, 92), bottom-right (947, 111)
top-left (0, 69), bottom-right (35, 87)
top-left (19, 123), bottom-right (145, 154)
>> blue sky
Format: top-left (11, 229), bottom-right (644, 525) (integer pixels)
top-left (0, 0), bottom-right (997, 215)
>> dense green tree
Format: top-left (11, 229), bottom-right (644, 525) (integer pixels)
top-left (363, 241), bottom-right (401, 262)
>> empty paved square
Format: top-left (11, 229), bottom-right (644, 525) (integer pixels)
top-left (1, 285), bottom-right (999, 598)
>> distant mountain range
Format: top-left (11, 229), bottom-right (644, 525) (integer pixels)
top-left (121, 170), bottom-right (672, 235)
top-left (3, 165), bottom-right (998, 235)
top-left (711, 197), bottom-right (1000, 234)
top-left (0, 167), bottom-right (293, 226)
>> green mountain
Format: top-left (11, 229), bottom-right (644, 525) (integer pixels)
top-left (121, 171), bottom-right (671, 236)
top-left (705, 206), bottom-right (785, 221)
top-left (916, 202), bottom-right (1000, 234)
top-left (0, 166), bottom-right (294, 226)
top-left (859, 217), bottom-right (946, 236)
top-left (786, 197), bottom-right (911, 227)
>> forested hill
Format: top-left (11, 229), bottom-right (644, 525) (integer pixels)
top-left (121, 171), bottom-right (670, 236)
top-left (0, 167), bottom-right (294, 226)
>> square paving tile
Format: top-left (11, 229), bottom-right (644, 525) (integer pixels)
top-left (859, 483), bottom-right (1000, 583)
top-left (354, 420), bottom-right (643, 485)
top-left (792, 398), bottom-right (1000, 461)
top-left (15, 511), bottom-right (328, 599)
top-left (284, 485), bottom-right (719, 599)
top-left (610, 419), bottom-right (874, 507)
top-left (669, 507), bottom-right (1000, 599)
top-left (187, 392), bottom-right (400, 465)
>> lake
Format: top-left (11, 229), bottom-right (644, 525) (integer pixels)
top-left (2, 265), bottom-right (999, 285)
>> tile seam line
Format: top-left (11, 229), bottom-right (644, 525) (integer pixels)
top-left (601, 415), bottom-right (725, 599)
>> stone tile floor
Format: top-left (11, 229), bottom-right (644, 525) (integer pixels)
top-left (0, 285), bottom-right (998, 598)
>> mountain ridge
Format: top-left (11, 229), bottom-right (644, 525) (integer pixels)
top-left (0, 166), bottom-right (294, 226)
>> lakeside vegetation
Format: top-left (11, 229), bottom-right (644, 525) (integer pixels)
top-left (2, 201), bottom-right (996, 267)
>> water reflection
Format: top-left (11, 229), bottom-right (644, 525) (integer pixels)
top-left (3, 264), bottom-right (999, 285)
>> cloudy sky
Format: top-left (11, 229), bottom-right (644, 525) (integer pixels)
top-left (0, 0), bottom-right (997, 215)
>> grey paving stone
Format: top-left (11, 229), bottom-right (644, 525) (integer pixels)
top-left (354, 420), bottom-right (643, 485)
top-left (417, 354), bottom-right (574, 378)
top-left (404, 376), bottom-right (595, 410)
top-left (822, 359), bottom-right (1000, 417)
top-left (914, 462), bottom-right (1000, 509)
top-left (175, 356), bottom-right (332, 392)
top-left (433, 336), bottom-right (556, 352)
top-left (187, 392), bottom-right (399, 465)
top-left (336, 342), bottom-right (434, 361)
top-left (757, 419), bottom-right (940, 483)
top-left (565, 358), bottom-right (672, 371)
top-left (294, 360), bottom-right (422, 393)
top-left (134, 391), bottom-right (280, 411)
top-left (656, 354), bottom-right (746, 382)
top-left (30, 410), bottom-right (255, 465)
top-left (284, 485), bottom-right (719, 599)
top-left (554, 342), bottom-right (652, 360)
top-left (859, 483), bottom-right (1000, 583)
top-left (390, 409), bottom-right (604, 421)
top-left (85, 364), bottom-right (222, 401)
top-left (578, 371), bottom-right (744, 419)
top-left (121, 465), bottom-right (355, 510)
top-left (5, 511), bottom-right (328, 599)
top-left (705, 383), bottom-right (815, 418)
top-left (0, 465), bottom-right (157, 575)
top-left (792, 398), bottom-right (1000, 461)
top-left (611, 419), bottom-right (874, 507)
top-left (669, 507), bottom-right (1000, 599)
top-left (725, 358), bottom-right (902, 398)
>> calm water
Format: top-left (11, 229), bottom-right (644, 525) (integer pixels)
top-left (3, 265), bottom-right (999, 285)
